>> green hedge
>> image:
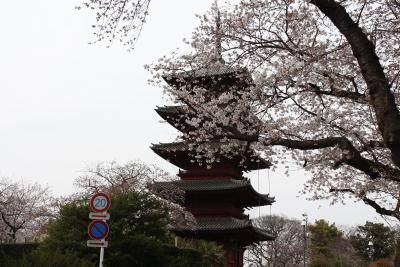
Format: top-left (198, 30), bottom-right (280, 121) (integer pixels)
top-left (0, 243), bottom-right (39, 259)
top-left (0, 242), bottom-right (203, 267)
top-left (163, 245), bottom-right (203, 267)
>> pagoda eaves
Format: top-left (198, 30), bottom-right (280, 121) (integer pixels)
top-left (163, 65), bottom-right (254, 89)
top-left (154, 178), bottom-right (275, 207)
top-left (151, 141), bottom-right (271, 171)
top-left (173, 217), bottom-right (275, 246)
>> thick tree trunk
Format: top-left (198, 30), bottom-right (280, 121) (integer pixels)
top-left (10, 230), bottom-right (16, 243)
top-left (310, 0), bottom-right (400, 169)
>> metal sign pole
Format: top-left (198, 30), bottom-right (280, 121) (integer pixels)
top-left (99, 246), bottom-right (104, 267)
top-left (99, 213), bottom-right (106, 267)
top-left (302, 213), bottom-right (308, 267)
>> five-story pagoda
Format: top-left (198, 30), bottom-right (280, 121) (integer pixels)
top-left (152, 60), bottom-right (275, 266)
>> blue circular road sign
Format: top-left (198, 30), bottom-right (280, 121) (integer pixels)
top-left (88, 220), bottom-right (109, 240)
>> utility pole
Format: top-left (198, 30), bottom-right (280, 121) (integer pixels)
top-left (368, 240), bottom-right (374, 262)
top-left (302, 213), bottom-right (308, 267)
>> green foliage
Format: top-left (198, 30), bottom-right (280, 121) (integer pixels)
top-left (0, 243), bottom-right (38, 260)
top-left (102, 234), bottom-right (203, 267)
top-left (309, 256), bottom-right (353, 267)
top-left (172, 237), bottom-right (226, 267)
top-left (193, 240), bottom-right (226, 267)
top-left (107, 191), bottom-right (170, 243)
top-left (0, 192), bottom-right (211, 266)
top-left (30, 191), bottom-right (202, 266)
top-left (39, 201), bottom-right (96, 260)
top-left (307, 219), bottom-right (364, 266)
top-left (350, 221), bottom-right (396, 262)
top-left (162, 246), bottom-right (204, 267)
top-left (308, 219), bottom-right (342, 258)
top-left (309, 257), bottom-right (334, 267)
top-left (0, 244), bottom-right (94, 267)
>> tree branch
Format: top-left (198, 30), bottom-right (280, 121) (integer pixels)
top-left (302, 82), bottom-right (367, 103)
top-left (330, 188), bottom-right (400, 220)
top-left (263, 136), bottom-right (400, 181)
top-left (310, 0), bottom-right (400, 168)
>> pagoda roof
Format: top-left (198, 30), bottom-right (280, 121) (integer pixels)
top-left (155, 105), bottom-right (193, 132)
top-left (194, 217), bottom-right (252, 231)
top-left (162, 65), bottom-right (253, 89)
top-left (154, 179), bottom-right (275, 207)
top-left (156, 105), bottom-right (264, 140)
top-left (173, 217), bottom-right (275, 244)
top-left (171, 178), bottom-right (253, 191)
top-left (151, 141), bottom-right (270, 171)
top-left (156, 105), bottom-right (186, 115)
top-left (165, 65), bottom-right (248, 79)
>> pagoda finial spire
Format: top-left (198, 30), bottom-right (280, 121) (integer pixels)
top-left (213, 0), bottom-right (225, 64)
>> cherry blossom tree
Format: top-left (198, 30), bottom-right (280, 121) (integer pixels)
top-left (147, 0), bottom-right (400, 226)
top-left (0, 178), bottom-right (54, 243)
top-left (83, 0), bottom-right (400, 224)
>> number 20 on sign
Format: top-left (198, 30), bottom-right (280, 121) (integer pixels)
top-left (90, 192), bottom-right (111, 213)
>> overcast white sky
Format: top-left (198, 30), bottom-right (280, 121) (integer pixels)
top-left (0, 0), bottom-right (390, 227)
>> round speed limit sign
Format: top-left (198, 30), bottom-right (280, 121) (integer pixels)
top-left (90, 192), bottom-right (111, 213)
